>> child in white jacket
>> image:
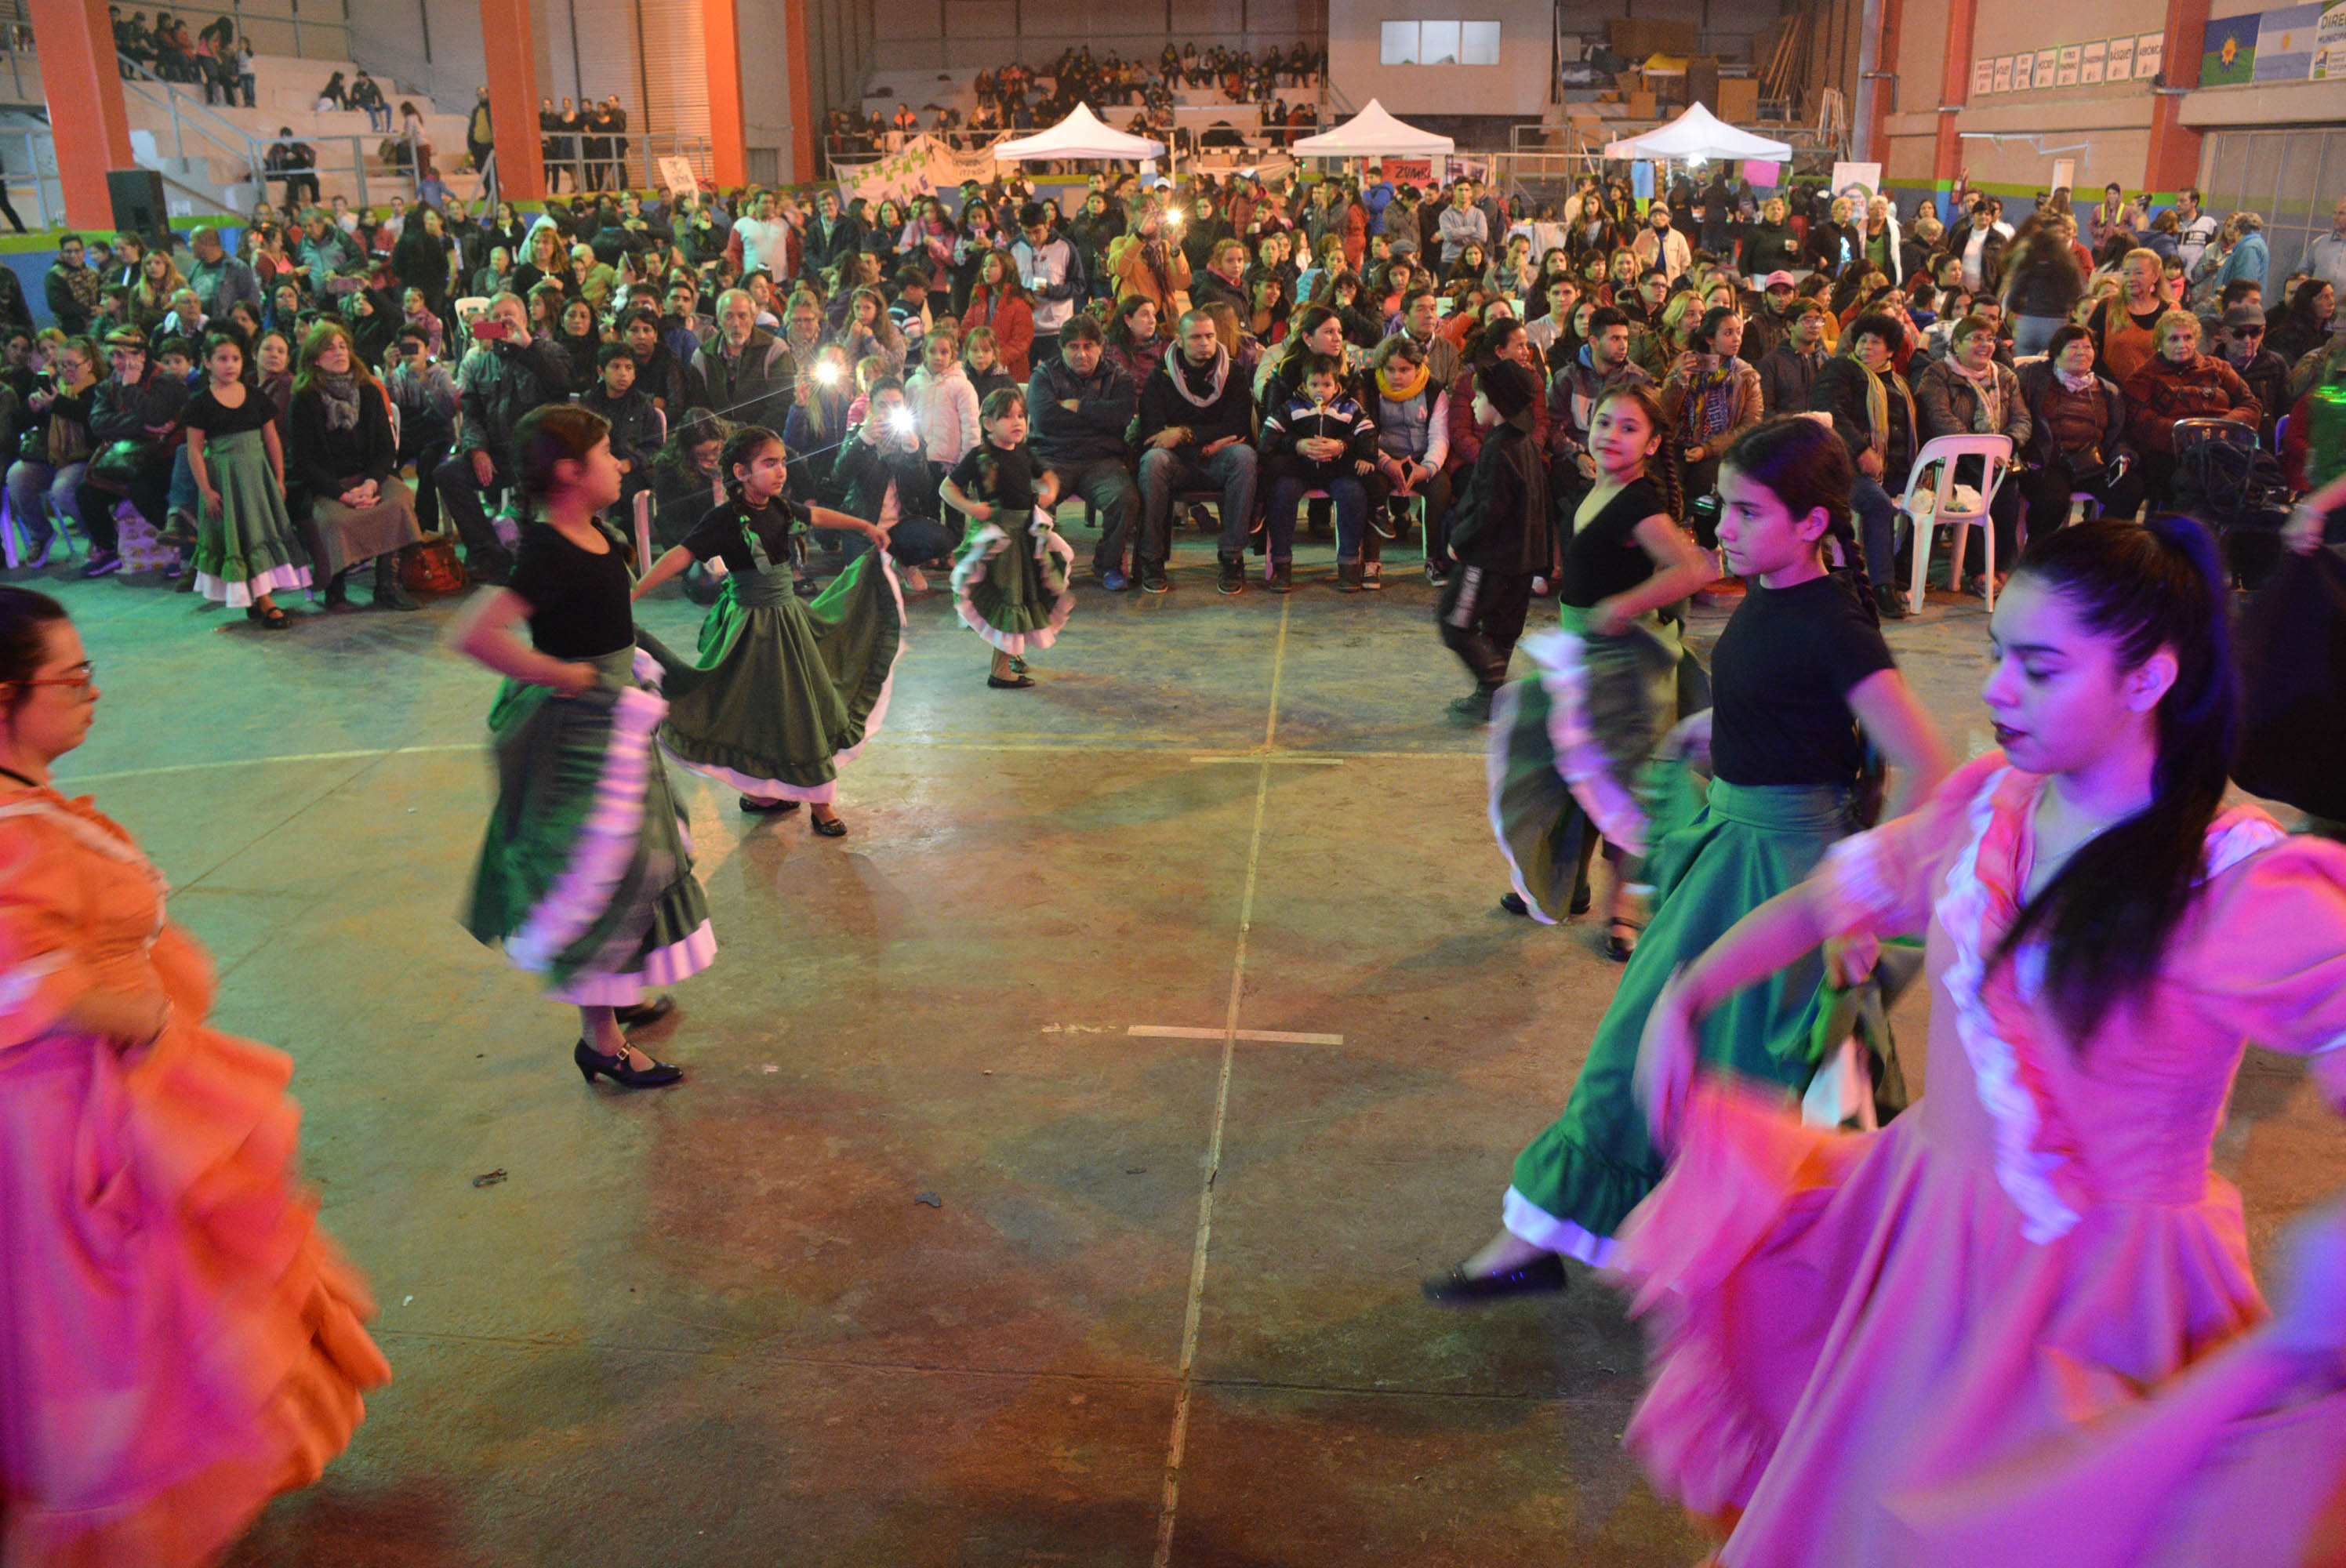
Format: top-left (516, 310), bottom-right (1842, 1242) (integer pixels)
top-left (905, 326), bottom-right (982, 471)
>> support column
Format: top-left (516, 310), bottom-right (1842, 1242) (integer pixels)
top-left (27, 0), bottom-right (136, 229)
top-left (1859, 0), bottom-right (1903, 170)
top-left (783, 0), bottom-right (817, 183)
top-left (1932, 0), bottom-right (1977, 183)
top-left (704, 0), bottom-right (746, 187)
top-left (480, 0), bottom-right (545, 201)
top-left (2146, 0), bottom-right (2211, 194)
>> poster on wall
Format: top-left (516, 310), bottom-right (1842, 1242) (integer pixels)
top-left (2013, 53), bottom-right (2034, 89)
top-left (2108, 34), bottom-right (2137, 78)
top-left (2201, 14), bottom-right (2260, 82)
top-left (1974, 57), bottom-right (1996, 93)
top-left (2318, 0), bottom-right (2346, 77)
top-left (2080, 39), bottom-right (2108, 81)
top-left (2136, 31), bottom-right (2164, 76)
top-left (2057, 44), bottom-right (2083, 84)
top-left (1993, 54), bottom-right (2015, 90)
top-left (2036, 47), bottom-right (2059, 83)
top-left (2254, 2), bottom-right (2326, 80)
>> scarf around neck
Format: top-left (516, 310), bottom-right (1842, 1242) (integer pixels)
top-left (315, 368), bottom-right (363, 431)
top-left (2053, 364), bottom-right (2099, 394)
top-left (1948, 356), bottom-right (2004, 433)
top-left (1377, 358), bottom-right (1429, 402)
top-left (1171, 347), bottom-right (1231, 409)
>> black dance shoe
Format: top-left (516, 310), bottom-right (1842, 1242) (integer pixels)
top-left (1420, 1253), bottom-right (1569, 1305)
top-left (614, 996), bottom-right (674, 1029)
top-left (810, 812), bottom-right (848, 837)
top-left (574, 1038), bottom-right (683, 1088)
top-left (739, 795), bottom-right (802, 815)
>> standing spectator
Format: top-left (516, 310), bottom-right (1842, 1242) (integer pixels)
top-left (1658, 306), bottom-right (1763, 513)
top-left (2213, 210), bottom-right (2270, 294)
top-left (2170, 188), bottom-right (2220, 276)
top-left (2084, 248), bottom-right (2179, 390)
top-left (1135, 308), bottom-right (1257, 596)
top-left (2015, 324), bottom-right (2143, 534)
top-left (182, 226), bottom-right (260, 323)
top-left (1012, 202), bottom-right (1084, 368)
top-left (390, 205), bottom-right (456, 318)
top-left (2304, 197), bottom-right (2346, 295)
top-left (288, 320), bottom-right (421, 610)
top-left (1948, 194), bottom-right (2012, 293)
top-left (690, 287), bottom-right (795, 430)
top-left (2086, 183), bottom-right (2130, 254)
top-left (6, 334), bottom-right (98, 564)
top-left (1631, 202), bottom-right (1694, 283)
top-left (1756, 296), bottom-right (1830, 416)
top-left (1809, 312), bottom-right (1919, 619)
top-left (1027, 314), bottom-right (1142, 589)
top-left (1999, 217), bottom-right (2085, 358)
top-left (1106, 208), bottom-right (1192, 316)
top-left (2211, 301), bottom-right (2290, 444)
top-left (1437, 183), bottom-right (1489, 267)
top-left (433, 292), bottom-right (569, 583)
top-left (961, 249), bottom-right (1034, 381)
top-left (466, 86), bottom-right (495, 186)
top-left (1915, 314), bottom-right (2030, 593)
top-left (730, 191), bottom-right (790, 278)
top-left (904, 326), bottom-right (981, 470)
top-left (2119, 308), bottom-right (2261, 501)
top-left (44, 236), bottom-right (100, 337)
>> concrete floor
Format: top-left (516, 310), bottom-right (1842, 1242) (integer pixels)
top-left (34, 524), bottom-right (2337, 1568)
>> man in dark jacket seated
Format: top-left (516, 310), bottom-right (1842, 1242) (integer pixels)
top-left (430, 292), bottom-right (569, 583)
top-left (1136, 309), bottom-right (1256, 596)
top-left (75, 325), bottom-right (189, 578)
top-left (1026, 315), bottom-right (1142, 589)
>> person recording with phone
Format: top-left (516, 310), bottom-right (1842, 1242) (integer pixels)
top-left (430, 292), bottom-right (569, 585)
top-left (830, 376), bottom-right (957, 593)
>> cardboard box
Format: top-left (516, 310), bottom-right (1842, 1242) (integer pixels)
top-left (1628, 89), bottom-right (1658, 118)
top-left (1608, 17), bottom-right (1699, 59)
top-left (1718, 78), bottom-right (1759, 121)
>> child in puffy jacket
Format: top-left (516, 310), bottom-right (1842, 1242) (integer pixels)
top-left (1258, 352), bottom-right (1381, 591)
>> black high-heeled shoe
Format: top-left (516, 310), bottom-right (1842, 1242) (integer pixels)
top-left (1421, 1253), bottom-right (1569, 1305)
top-left (573, 1038), bottom-right (683, 1088)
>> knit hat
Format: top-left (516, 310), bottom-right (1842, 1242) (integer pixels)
top-left (2219, 303), bottom-right (2268, 332)
top-left (1480, 359), bottom-right (1539, 422)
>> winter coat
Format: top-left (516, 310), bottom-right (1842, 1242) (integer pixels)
top-left (451, 334), bottom-right (571, 461)
top-left (2014, 359), bottom-right (2128, 473)
top-left (689, 326), bottom-right (796, 432)
top-left (905, 361), bottom-right (982, 467)
top-left (1447, 421), bottom-right (1552, 575)
top-left (1258, 390), bottom-right (1375, 485)
top-left (1914, 357), bottom-right (2031, 453)
top-left (961, 287), bottom-right (1034, 380)
top-left (2120, 351), bottom-right (2261, 454)
top-left (1810, 354), bottom-right (1917, 483)
top-left (1026, 354), bottom-right (1137, 468)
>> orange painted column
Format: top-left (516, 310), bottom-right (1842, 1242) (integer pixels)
top-left (27, 0), bottom-right (136, 229)
top-left (1864, 0), bottom-right (1904, 172)
top-left (2146, 0), bottom-right (2210, 194)
top-left (479, 0), bottom-right (543, 201)
top-left (782, 0), bottom-right (817, 183)
top-left (1931, 0), bottom-right (1977, 183)
top-left (705, 0), bottom-right (746, 187)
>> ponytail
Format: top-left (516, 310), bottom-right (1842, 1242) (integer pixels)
top-left (719, 423), bottom-right (785, 505)
top-left (1992, 515), bottom-right (2238, 1044)
top-left (1719, 415), bottom-right (1874, 622)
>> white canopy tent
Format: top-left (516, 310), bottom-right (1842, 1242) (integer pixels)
top-left (992, 103), bottom-right (1166, 163)
top-left (1289, 99), bottom-right (1454, 158)
top-left (1601, 103), bottom-right (1791, 163)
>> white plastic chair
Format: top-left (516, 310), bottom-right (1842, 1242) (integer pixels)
top-left (1899, 434), bottom-right (2015, 616)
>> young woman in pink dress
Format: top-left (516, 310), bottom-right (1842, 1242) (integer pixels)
top-left (1625, 515), bottom-right (2346, 1566)
top-left (0, 586), bottom-right (390, 1564)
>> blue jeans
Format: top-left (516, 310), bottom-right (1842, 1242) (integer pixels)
top-left (4, 459), bottom-right (84, 556)
top-left (1139, 443), bottom-right (1258, 557)
top-left (1850, 474), bottom-right (1901, 590)
top-left (2011, 314), bottom-right (2066, 358)
top-left (1267, 471), bottom-right (1370, 563)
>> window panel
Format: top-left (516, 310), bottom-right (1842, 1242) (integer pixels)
top-left (1381, 21), bottom-right (1419, 63)
top-left (1419, 20), bottom-right (1460, 62)
top-left (1460, 20), bottom-right (1500, 64)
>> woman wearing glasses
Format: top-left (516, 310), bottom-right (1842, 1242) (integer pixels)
top-left (0, 585), bottom-right (388, 1564)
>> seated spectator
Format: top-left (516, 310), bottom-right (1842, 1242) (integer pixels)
top-left (1259, 351), bottom-right (1379, 591)
top-left (2015, 324), bottom-right (2143, 535)
top-left (1135, 309), bottom-right (1256, 596)
top-left (617, 307), bottom-right (696, 416)
top-left (1546, 305), bottom-right (1652, 499)
top-left (1657, 304), bottom-right (1762, 520)
top-left (2210, 301), bottom-right (2290, 444)
top-left (650, 412), bottom-right (728, 572)
top-left (1915, 314), bottom-right (2031, 593)
top-left (904, 325), bottom-right (981, 470)
top-left (830, 376), bottom-right (957, 591)
top-left (1190, 238), bottom-right (1252, 317)
top-left (1757, 295), bottom-right (1831, 416)
top-left (1104, 296), bottom-right (1168, 390)
top-left (1809, 312), bottom-right (1919, 619)
top-left (75, 325), bottom-right (189, 579)
top-left (287, 319), bottom-right (421, 610)
top-left (578, 342), bottom-right (663, 520)
top-left (550, 296), bottom-right (604, 388)
top-left (6, 334), bottom-right (99, 565)
top-left (2120, 307), bottom-right (2262, 503)
top-left (1026, 314), bottom-right (1142, 589)
top-left (2266, 277), bottom-right (2336, 368)
top-left (835, 285), bottom-right (906, 377)
top-left (383, 328), bottom-right (456, 535)
top-left (1366, 333), bottom-right (1451, 582)
top-left (784, 348), bottom-right (853, 509)
top-left (432, 291), bottom-right (570, 582)
top-left (692, 287), bottom-right (797, 430)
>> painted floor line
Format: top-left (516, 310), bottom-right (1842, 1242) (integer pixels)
top-left (1127, 1025), bottom-right (1346, 1046)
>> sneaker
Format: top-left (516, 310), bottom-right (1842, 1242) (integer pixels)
top-left (80, 550), bottom-right (120, 579)
top-left (1370, 503), bottom-right (1396, 540)
top-left (1873, 583), bottom-right (1912, 621)
top-left (1101, 568), bottom-right (1131, 592)
top-left (1138, 563), bottom-right (1170, 593)
top-left (1218, 554), bottom-right (1246, 594)
top-left (1360, 561), bottom-right (1383, 591)
top-left (1447, 688), bottom-right (1495, 724)
top-left (1268, 559), bottom-right (1294, 593)
top-left (1425, 561), bottom-right (1450, 588)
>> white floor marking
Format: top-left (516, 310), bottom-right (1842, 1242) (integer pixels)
top-left (1127, 1025), bottom-right (1346, 1047)
top-left (1153, 594), bottom-right (1291, 1568)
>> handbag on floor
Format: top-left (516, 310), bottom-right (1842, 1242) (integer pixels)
top-left (399, 535), bottom-right (468, 594)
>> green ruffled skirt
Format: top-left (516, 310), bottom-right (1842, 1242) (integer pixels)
top-left (463, 645), bottom-right (716, 1004)
top-left (193, 426), bottom-right (311, 607)
top-left (636, 552), bottom-right (905, 805)
top-left (1503, 779), bottom-right (1858, 1265)
top-left (951, 508), bottom-right (1075, 656)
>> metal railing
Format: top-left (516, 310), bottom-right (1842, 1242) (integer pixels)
top-left (0, 124), bottom-right (58, 227)
top-left (530, 132), bottom-right (714, 198)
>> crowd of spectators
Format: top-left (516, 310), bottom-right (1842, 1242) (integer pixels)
top-left (0, 162), bottom-right (2333, 630)
top-left (109, 6), bottom-right (253, 105)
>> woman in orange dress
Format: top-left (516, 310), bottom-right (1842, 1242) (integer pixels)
top-left (0, 586), bottom-right (388, 1566)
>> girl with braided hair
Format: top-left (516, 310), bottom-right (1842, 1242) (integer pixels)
top-left (449, 404), bottom-right (715, 1088)
top-left (630, 424), bottom-right (906, 836)
top-left (941, 387), bottom-right (1073, 689)
top-left (1429, 413), bottom-right (1948, 1303)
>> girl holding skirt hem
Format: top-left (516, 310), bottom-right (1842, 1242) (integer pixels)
top-left (630, 424), bottom-right (906, 837)
top-left (1625, 516), bottom-right (2346, 1568)
top-left (1491, 383), bottom-right (1709, 956)
top-left (941, 387), bottom-right (1073, 690)
top-left (185, 331), bottom-right (309, 629)
top-left (1429, 416), bottom-right (1950, 1301)
top-left (448, 405), bottom-right (714, 1090)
